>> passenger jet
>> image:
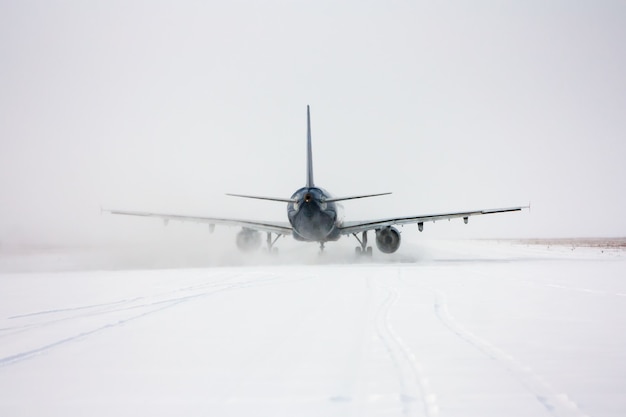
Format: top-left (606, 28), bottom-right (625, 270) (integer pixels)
top-left (109, 106), bottom-right (527, 255)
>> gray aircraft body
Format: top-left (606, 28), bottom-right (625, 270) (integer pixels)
top-left (109, 106), bottom-right (527, 254)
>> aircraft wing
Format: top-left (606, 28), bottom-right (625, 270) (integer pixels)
top-left (106, 209), bottom-right (292, 235)
top-left (339, 206), bottom-right (528, 235)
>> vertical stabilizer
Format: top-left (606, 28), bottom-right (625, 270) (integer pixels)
top-left (306, 105), bottom-right (315, 187)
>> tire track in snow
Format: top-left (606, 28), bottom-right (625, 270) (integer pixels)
top-left (0, 272), bottom-right (308, 368)
top-left (373, 278), bottom-right (439, 417)
top-left (0, 272), bottom-right (238, 336)
top-left (432, 289), bottom-right (590, 417)
top-left (7, 297), bottom-right (144, 319)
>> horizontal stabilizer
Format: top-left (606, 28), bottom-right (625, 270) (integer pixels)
top-left (325, 192), bottom-right (392, 203)
top-left (226, 193), bottom-right (295, 203)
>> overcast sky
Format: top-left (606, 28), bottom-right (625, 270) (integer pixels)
top-left (1, 1), bottom-right (625, 246)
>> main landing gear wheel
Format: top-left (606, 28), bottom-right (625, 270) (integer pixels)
top-left (353, 231), bottom-right (373, 257)
top-left (355, 246), bottom-right (373, 256)
top-left (265, 232), bottom-right (280, 254)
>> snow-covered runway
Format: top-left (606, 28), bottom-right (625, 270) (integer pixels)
top-left (1, 241), bottom-right (625, 417)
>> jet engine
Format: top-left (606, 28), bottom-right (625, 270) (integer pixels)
top-left (375, 226), bottom-right (401, 253)
top-left (236, 228), bottom-right (262, 251)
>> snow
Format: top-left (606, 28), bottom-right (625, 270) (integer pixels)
top-left (1, 240), bottom-right (625, 417)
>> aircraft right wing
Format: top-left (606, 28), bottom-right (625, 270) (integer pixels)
top-left (339, 206), bottom-right (528, 235)
top-left (105, 209), bottom-right (293, 236)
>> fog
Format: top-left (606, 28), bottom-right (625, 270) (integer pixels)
top-left (1, 1), bottom-right (626, 250)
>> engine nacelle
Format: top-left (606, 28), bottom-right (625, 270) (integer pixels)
top-left (236, 228), bottom-right (262, 251)
top-left (375, 226), bottom-right (401, 254)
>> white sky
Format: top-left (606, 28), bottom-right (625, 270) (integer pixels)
top-left (1, 1), bottom-right (625, 246)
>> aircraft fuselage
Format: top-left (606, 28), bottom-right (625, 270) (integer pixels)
top-left (288, 187), bottom-right (344, 242)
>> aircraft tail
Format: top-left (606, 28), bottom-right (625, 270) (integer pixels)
top-left (226, 106), bottom-right (392, 204)
top-left (306, 105), bottom-right (314, 188)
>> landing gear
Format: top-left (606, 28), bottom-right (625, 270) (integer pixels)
top-left (355, 246), bottom-right (373, 256)
top-left (319, 241), bottom-right (326, 254)
top-left (266, 232), bottom-right (280, 254)
top-left (353, 231), bottom-right (373, 257)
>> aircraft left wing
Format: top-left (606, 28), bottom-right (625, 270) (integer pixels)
top-left (339, 206), bottom-right (528, 235)
top-left (105, 209), bottom-right (292, 235)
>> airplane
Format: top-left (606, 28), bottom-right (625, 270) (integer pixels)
top-left (108, 105), bottom-right (527, 255)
